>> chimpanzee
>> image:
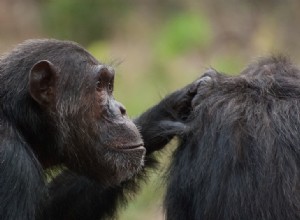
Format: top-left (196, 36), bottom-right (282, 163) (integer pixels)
top-left (165, 56), bottom-right (300, 220)
top-left (0, 39), bottom-right (200, 220)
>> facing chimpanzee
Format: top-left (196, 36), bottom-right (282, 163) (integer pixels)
top-left (0, 39), bottom-right (199, 220)
top-left (165, 57), bottom-right (300, 220)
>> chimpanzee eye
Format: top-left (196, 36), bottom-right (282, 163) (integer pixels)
top-left (96, 80), bottom-right (101, 90)
top-left (108, 82), bottom-right (113, 92)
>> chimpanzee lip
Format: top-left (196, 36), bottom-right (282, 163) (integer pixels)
top-left (119, 143), bottom-right (144, 151)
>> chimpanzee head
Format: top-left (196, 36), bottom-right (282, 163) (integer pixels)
top-left (165, 56), bottom-right (300, 220)
top-left (0, 39), bottom-right (145, 186)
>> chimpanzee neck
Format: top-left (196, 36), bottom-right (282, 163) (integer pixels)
top-left (0, 99), bottom-right (61, 169)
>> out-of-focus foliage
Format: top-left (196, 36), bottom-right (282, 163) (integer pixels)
top-left (213, 56), bottom-right (244, 75)
top-left (40, 0), bottom-right (129, 45)
top-left (155, 13), bottom-right (212, 60)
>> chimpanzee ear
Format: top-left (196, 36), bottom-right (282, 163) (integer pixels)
top-left (29, 60), bottom-right (58, 106)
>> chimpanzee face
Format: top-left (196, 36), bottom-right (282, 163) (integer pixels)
top-left (28, 48), bottom-right (145, 186)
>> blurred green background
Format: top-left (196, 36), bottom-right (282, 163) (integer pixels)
top-left (1, 0), bottom-right (300, 219)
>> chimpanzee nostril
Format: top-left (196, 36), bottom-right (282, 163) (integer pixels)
top-left (114, 101), bottom-right (126, 116)
top-left (119, 105), bottom-right (126, 116)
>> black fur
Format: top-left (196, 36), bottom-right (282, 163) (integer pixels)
top-left (0, 39), bottom-right (198, 220)
top-left (165, 57), bottom-right (300, 220)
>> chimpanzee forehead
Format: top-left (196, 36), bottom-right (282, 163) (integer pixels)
top-left (87, 63), bottom-right (115, 79)
top-left (93, 64), bottom-right (115, 73)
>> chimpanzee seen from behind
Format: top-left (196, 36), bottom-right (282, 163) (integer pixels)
top-left (165, 57), bottom-right (300, 220)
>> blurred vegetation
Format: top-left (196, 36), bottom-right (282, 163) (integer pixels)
top-left (1, 0), bottom-right (300, 219)
top-left (40, 0), bottom-right (130, 45)
top-left (155, 13), bottom-right (212, 60)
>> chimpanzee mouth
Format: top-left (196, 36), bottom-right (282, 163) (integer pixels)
top-left (119, 143), bottom-right (145, 151)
